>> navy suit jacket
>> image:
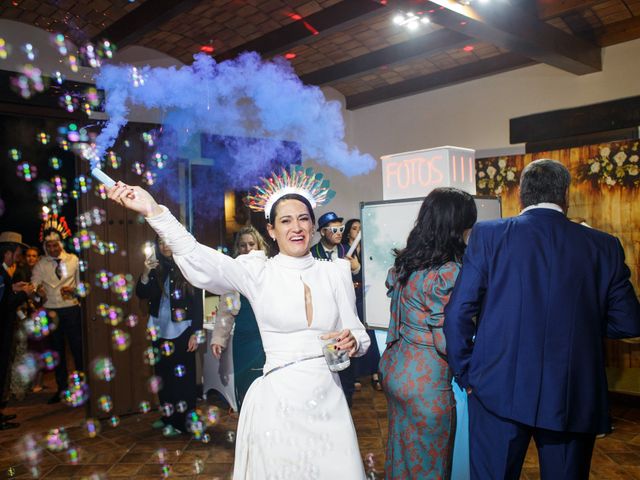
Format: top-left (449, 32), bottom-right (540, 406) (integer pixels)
top-left (444, 208), bottom-right (640, 434)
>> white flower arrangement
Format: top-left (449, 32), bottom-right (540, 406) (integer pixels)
top-left (476, 156), bottom-right (519, 195)
top-left (578, 141), bottom-right (640, 188)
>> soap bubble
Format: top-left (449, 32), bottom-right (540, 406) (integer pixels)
top-left (67, 447), bottom-right (81, 464)
top-left (139, 401), bottom-right (151, 413)
top-left (92, 357), bottom-right (116, 381)
top-left (111, 329), bottom-right (130, 351)
top-left (75, 281), bottom-right (90, 297)
top-left (174, 364), bottom-right (186, 377)
top-left (173, 308), bottom-right (186, 322)
top-left (176, 401), bottom-right (188, 413)
top-left (147, 375), bottom-right (163, 393)
top-left (83, 418), bottom-right (101, 438)
top-left (16, 434), bottom-right (43, 466)
top-left (68, 370), bottom-right (86, 387)
top-left (159, 341), bottom-right (175, 357)
top-left (146, 325), bottom-right (160, 341)
top-left (14, 353), bottom-right (39, 384)
top-left (40, 350), bottom-right (60, 370)
top-left (143, 346), bottom-right (160, 366)
top-left (160, 402), bottom-right (174, 417)
top-left (45, 428), bottom-right (69, 452)
top-left (109, 415), bottom-right (120, 427)
top-left (98, 395), bottom-right (113, 413)
top-left (125, 314), bottom-right (139, 327)
top-left (204, 406), bottom-right (219, 426)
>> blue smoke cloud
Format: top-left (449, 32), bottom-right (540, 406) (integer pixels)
top-left (95, 52), bottom-right (375, 178)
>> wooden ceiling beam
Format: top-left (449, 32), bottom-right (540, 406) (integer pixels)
top-left (422, 0), bottom-right (601, 74)
top-left (345, 52), bottom-right (535, 110)
top-left (535, 0), bottom-right (599, 20)
top-left (91, 0), bottom-right (203, 48)
top-left (216, 0), bottom-right (387, 61)
top-left (300, 28), bottom-right (471, 85)
top-left (597, 16), bottom-right (640, 47)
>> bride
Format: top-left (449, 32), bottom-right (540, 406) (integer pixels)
top-left (108, 168), bottom-right (370, 479)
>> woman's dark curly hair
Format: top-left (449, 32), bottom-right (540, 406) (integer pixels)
top-left (393, 187), bottom-right (477, 285)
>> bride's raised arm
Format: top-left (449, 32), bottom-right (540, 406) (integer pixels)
top-left (107, 182), bottom-right (258, 298)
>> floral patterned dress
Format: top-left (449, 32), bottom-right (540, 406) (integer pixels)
top-left (379, 262), bottom-right (460, 479)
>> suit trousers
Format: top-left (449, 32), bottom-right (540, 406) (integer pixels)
top-left (468, 393), bottom-right (595, 480)
top-left (50, 305), bottom-right (84, 391)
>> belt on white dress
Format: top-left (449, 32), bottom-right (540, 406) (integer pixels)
top-left (263, 354), bottom-right (324, 377)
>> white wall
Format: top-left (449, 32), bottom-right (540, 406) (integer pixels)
top-left (315, 38), bottom-right (640, 221)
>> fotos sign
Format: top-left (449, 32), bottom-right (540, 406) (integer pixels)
top-left (381, 146), bottom-right (476, 201)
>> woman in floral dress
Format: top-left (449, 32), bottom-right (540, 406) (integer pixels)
top-left (380, 187), bottom-right (477, 479)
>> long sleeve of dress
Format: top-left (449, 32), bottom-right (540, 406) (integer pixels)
top-left (334, 258), bottom-right (370, 357)
top-left (426, 263), bottom-right (461, 357)
top-left (145, 207), bottom-right (264, 300)
top-left (210, 311), bottom-right (235, 348)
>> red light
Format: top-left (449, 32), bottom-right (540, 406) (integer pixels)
top-left (284, 52), bottom-right (297, 60)
top-left (463, 45), bottom-right (474, 52)
top-left (288, 13), bottom-right (302, 21)
top-left (200, 45), bottom-right (215, 54)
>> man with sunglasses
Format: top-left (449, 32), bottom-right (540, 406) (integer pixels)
top-left (311, 211), bottom-right (358, 407)
top-left (311, 212), bottom-right (347, 261)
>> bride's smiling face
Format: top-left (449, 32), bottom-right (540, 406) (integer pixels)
top-left (267, 199), bottom-right (314, 257)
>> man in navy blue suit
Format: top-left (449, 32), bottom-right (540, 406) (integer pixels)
top-left (444, 159), bottom-right (640, 480)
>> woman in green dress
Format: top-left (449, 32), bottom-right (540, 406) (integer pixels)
top-left (210, 226), bottom-right (268, 410)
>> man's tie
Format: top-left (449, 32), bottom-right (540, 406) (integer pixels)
top-left (54, 259), bottom-right (62, 280)
top-left (327, 250), bottom-right (333, 261)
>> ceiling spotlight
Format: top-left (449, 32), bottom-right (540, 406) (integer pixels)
top-left (392, 11), bottom-right (431, 31)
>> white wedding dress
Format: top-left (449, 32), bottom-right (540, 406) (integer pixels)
top-left (147, 208), bottom-right (370, 479)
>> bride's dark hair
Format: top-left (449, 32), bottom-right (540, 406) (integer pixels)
top-left (393, 187), bottom-right (477, 285)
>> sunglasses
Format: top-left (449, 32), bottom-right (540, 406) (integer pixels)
top-left (323, 225), bottom-right (345, 234)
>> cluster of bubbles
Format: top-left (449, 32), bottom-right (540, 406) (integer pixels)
top-left (76, 207), bottom-right (106, 228)
top-left (10, 64), bottom-right (45, 99)
top-left (71, 229), bottom-right (118, 256)
top-left (97, 303), bottom-right (123, 326)
top-left (110, 273), bottom-right (134, 301)
top-left (25, 309), bottom-right (58, 339)
top-left (62, 371), bottom-right (90, 407)
top-left (45, 428), bottom-right (70, 452)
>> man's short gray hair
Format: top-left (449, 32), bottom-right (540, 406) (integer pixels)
top-left (519, 159), bottom-right (571, 209)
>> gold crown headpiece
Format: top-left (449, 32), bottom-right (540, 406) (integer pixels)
top-left (39, 214), bottom-right (72, 243)
top-left (246, 165), bottom-right (336, 220)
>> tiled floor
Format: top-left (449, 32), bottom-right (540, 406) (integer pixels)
top-left (1, 379), bottom-right (639, 479)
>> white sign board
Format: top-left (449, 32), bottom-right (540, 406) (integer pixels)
top-left (361, 196), bottom-right (501, 330)
top-left (381, 146), bottom-right (476, 201)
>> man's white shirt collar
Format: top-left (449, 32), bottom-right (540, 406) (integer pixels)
top-left (520, 203), bottom-right (564, 215)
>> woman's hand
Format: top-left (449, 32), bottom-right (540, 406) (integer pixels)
top-left (323, 329), bottom-right (358, 357)
top-left (143, 257), bottom-right (159, 273)
top-left (107, 181), bottom-right (163, 217)
top-left (187, 334), bottom-right (198, 352)
top-left (345, 255), bottom-right (360, 273)
top-left (211, 344), bottom-right (224, 359)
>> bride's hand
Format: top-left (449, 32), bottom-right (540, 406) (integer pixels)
top-left (107, 181), bottom-right (163, 217)
top-left (335, 329), bottom-right (358, 357)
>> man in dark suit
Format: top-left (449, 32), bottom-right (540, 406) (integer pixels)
top-left (311, 212), bottom-right (359, 406)
top-left (0, 231), bottom-right (34, 430)
top-left (444, 159), bottom-right (640, 480)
